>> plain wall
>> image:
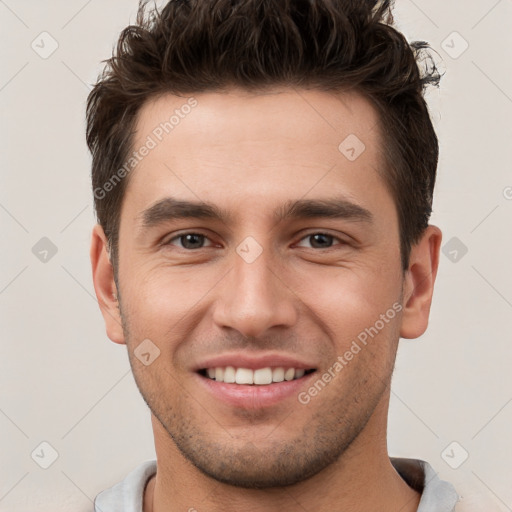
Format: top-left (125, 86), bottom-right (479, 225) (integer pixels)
top-left (1, 0), bottom-right (511, 510)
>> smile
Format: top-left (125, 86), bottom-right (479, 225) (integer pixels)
top-left (198, 366), bottom-right (316, 385)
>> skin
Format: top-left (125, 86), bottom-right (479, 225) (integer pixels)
top-left (91, 88), bottom-right (442, 512)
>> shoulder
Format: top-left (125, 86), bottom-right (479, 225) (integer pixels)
top-left (94, 460), bottom-right (157, 512)
top-left (449, 473), bottom-right (508, 512)
top-left (391, 457), bottom-right (458, 511)
top-left (391, 457), bottom-right (505, 512)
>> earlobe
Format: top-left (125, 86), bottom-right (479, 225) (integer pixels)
top-left (399, 225), bottom-right (442, 340)
top-left (90, 224), bottom-right (126, 344)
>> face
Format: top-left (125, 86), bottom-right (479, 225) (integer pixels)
top-left (98, 88), bottom-right (416, 488)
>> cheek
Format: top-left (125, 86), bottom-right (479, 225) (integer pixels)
top-left (288, 261), bottom-right (402, 350)
top-left (295, 261), bottom-right (399, 317)
top-left (120, 266), bottom-right (217, 338)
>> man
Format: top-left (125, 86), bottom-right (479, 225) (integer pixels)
top-left (88, 0), bottom-right (463, 510)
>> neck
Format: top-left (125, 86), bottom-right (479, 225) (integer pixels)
top-left (144, 398), bottom-right (420, 512)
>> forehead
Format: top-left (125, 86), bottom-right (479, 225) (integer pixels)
top-left (122, 87), bottom-right (391, 225)
top-left (134, 87), bottom-right (380, 151)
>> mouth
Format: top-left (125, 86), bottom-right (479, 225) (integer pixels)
top-left (197, 366), bottom-right (317, 385)
top-left (195, 365), bottom-right (318, 409)
top-left (192, 352), bottom-right (319, 408)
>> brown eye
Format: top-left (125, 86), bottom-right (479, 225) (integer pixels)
top-left (166, 233), bottom-right (213, 250)
top-left (296, 232), bottom-right (345, 249)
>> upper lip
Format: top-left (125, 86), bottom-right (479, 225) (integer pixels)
top-left (193, 352), bottom-right (317, 371)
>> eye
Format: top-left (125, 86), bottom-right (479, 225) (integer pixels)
top-left (163, 231), bottom-right (347, 251)
top-left (295, 232), bottom-right (346, 249)
top-left (165, 232), bottom-right (215, 250)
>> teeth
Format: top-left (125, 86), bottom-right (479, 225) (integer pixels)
top-left (203, 366), bottom-right (311, 385)
top-left (235, 367), bottom-right (253, 384)
top-left (272, 367), bottom-right (284, 382)
top-left (284, 368), bottom-right (295, 381)
top-left (254, 368), bottom-right (272, 385)
top-left (224, 366), bottom-right (236, 383)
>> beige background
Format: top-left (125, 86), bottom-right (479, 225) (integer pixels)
top-left (1, 0), bottom-right (511, 510)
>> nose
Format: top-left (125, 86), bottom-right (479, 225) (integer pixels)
top-left (212, 246), bottom-right (298, 339)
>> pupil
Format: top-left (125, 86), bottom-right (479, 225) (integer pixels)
top-left (311, 234), bottom-right (332, 248)
top-left (183, 234), bottom-right (203, 249)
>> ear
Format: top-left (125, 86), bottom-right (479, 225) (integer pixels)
top-left (90, 224), bottom-right (125, 344)
top-left (400, 225), bottom-right (442, 339)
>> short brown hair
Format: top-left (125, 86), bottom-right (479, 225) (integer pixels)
top-left (86, 0), bottom-right (441, 273)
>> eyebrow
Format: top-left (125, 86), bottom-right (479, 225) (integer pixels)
top-left (137, 196), bottom-right (374, 231)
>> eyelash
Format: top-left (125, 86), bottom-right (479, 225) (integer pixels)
top-left (163, 231), bottom-right (348, 250)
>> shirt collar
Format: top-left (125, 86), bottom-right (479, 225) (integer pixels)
top-left (391, 457), bottom-right (460, 512)
top-left (95, 457), bottom-right (459, 512)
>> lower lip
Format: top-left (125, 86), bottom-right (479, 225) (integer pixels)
top-left (195, 372), bottom-right (317, 409)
